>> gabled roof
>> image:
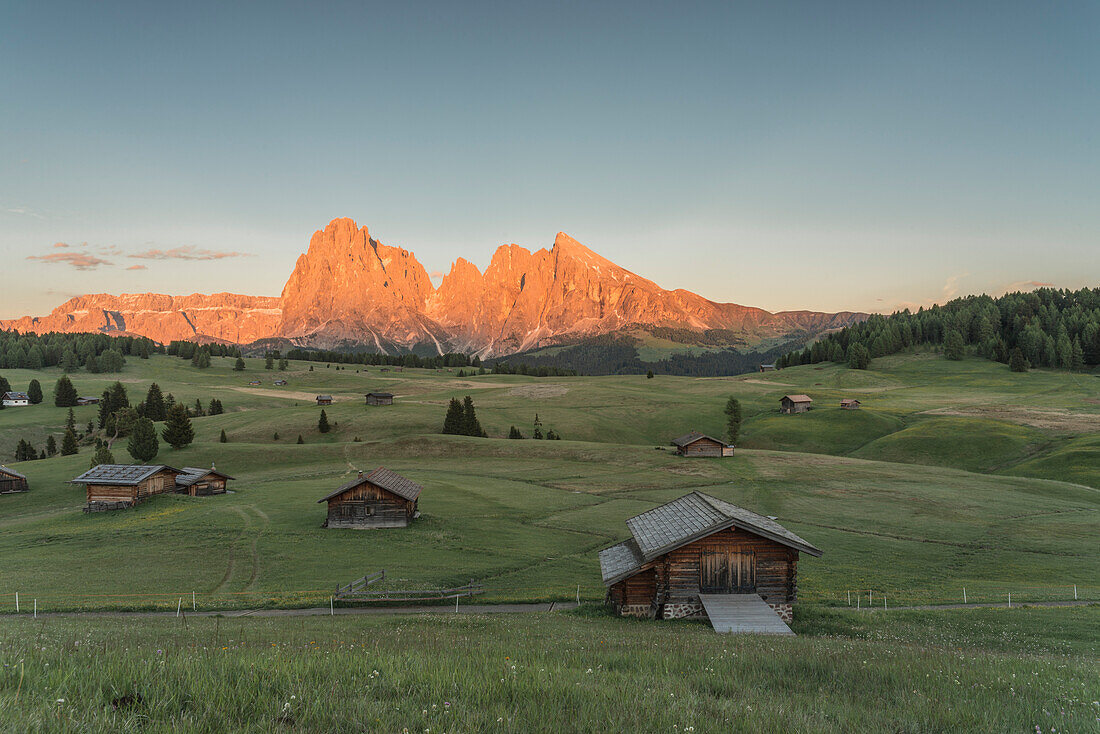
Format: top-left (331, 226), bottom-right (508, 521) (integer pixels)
top-left (317, 467), bottom-right (423, 504)
top-left (840, 398), bottom-right (861, 405)
top-left (671, 431), bottom-right (725, 447)
top-left (176, 466), bottom-right (236, 487)
top-left (599, 491), bottom-right (822, 585)
top-left (0, 465), bottom-right (28, 480)
top-left (316, 394), bottom-right (332, 400)
top-left (365, 392), bottom-right (394, 398)
top-left (3, 392), bottom-right (30, 400)
top-left (782, 394), bottom-right (813, 403)
top-left (70, 464), bottom-right (181, 486)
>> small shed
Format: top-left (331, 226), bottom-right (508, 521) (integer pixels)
top-left (365, 392), bottom-right (394, 406)
top-left (2, 391), bottom-right (30, 407)
top-left (599, 491), bottom-right (822, 624)
top-left (840, 399), bottom-right (861, 410)
top-left (780, 394), bottom-right (813, 414)
top-left (758, 364), bottom-right (776, 372)
top-left (71, 464), bottom-right (182, 512)
top-left (0, 465), bottom-right (29, 494)
top-left (316, 395), bottom-right (333, 406)
top-left (248, 380), bottom-right (262, 386)
top-left (671, 431), bottom-right (732, 458)
top-left (175, 465), bottom-right (234, 496)
top-left (318, 467), bottom-right (422, 529)
top-left (76, 396), bottom-right (100, 406)
top-left (274, 379), bottom-right (288, 386)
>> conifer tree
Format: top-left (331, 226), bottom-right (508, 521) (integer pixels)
top-left (208, 398), bottom-right (224, 415)
top-left (532, 413), bottom-right (544, 440)
top-left (193, 399), bottom-right (205, 417)
top-left (296, 434), bottom-right (304, 444)
top-left (27, 379), bottom-right (43, 405)
top-left (143, 383), bottom-right (167, 421)
top-left (318, 409), bottom-right (331, 433)
top-left (90, 443), bottom-right (114, 467)
top-left (0, 376), bottom-right (10, 395)
top-left (1009, 347), bottom-right (1029, 373)
top-left (219, 429), bottom-right (227, 443)
top-left (265, 353), bottom-right (274, 370)
top-left (161, 404), bottom-right (195, 450)
top-left (46, 435), bottom-right (58, 457)
top-left (54, 375), bottom-right (78, 407)
top-left (724, 396), bottom-right (742, 445)
top-left (462, 395), bottom-right (487, 437)
top-left (61, 428), bottom-right (79, 456)
top-left (508, 426), bottom-right (524, 439)
top-left (65, 408), bottom-right (76, 433)
top-left (234, 357), bottom-right (246, 371)
top-left (944, 331), bottom-right (966, 361)
top-left (442, 398), bottom-right (464, 434)
top-left (127, 418), bottom-right (159, 462)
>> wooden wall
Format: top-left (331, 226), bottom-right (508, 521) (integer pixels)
top-left (181, 475), bottom-right (228, 496)
top-left (86, 470), bottom-right (177, 505)
top-left (0, 475), bottom-right (28, 493)
top-left (325, 481), bottom-right (415, 529)
top-left (679, 439), bottom-right (724, 457)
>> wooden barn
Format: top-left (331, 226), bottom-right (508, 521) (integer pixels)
top-left (316, 395), bottom-right (333, 406)
top-left (840, 398), bottom-right (861, 410)
top-left (318, 467), bottom-right (422, 529)
top-left (76, 396), bottom-right (100, 406)
top-left (2, 391), bottom-right (30, 407)
top-left (758, 363), bottom-right (776, 372)
top-left (274, 379), bottom-right (288, 386)
top-left (365, 391), bottom-right (394, 406)
top-left (71, 464), bottom-right (182, 512)
top-left (0, 466), bottom-right (29, 494)
top-left (671, 431), bottom-right (733, 457)
top-left (175, 465), bottom-right (234, 496)
top-left (780, 394), bottom-right (813, 414)
top-left (599, 491), bottom-right (822, 631)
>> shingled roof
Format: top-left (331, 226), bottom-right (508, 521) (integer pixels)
top-left (783, 394), bottom-right (813, 403)
top-left (365, 391), bottom-right (394, 398)
top-left (671, 431), bottom-right (726, 448)
top-left (317, 467), bottom-right (423, 504)
top-left (0, 465), bottom-right (28, 480)
top-left (70, 464), bottom-right (181, 486)
top-left (176, 466), bottom-right (236, 487)
top-left (599, 491), bottom-right (822, 585)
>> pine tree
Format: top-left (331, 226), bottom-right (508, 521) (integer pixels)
top-left (161, 404), bottom-right (195, 450)
top-left (273, 432), bottom-right (280, 441)
top-left (45, 435), bottom-right (58, 457)
top-left (532, 413), bottom-right (544, 440)
top-left (1070, 338), bottom-right (1085, 372)
top-left (462, 396), bottom-right (486, 437)
top-left (234, 357), bottom-right (246, 371)
top-left (1009, 347), bottom-right (1029, 373)
top-left (143, 383), bottom-right (167, 421)
top-left (219, 429), bottom-right (227, 443)
top-left (296, 434), bottom-right (304, 444)
top-left (943, 330), bottom-right (965, 360)
top-left (318, 409), bottom-right (331, 433)
top-left (65, 408), bottom-right (76, 433)
top-left (0, 376), bottom-right (10, 395)
top-left (265, 354), bottom-right (274, 370)
top-left (90, 443), bottom-right (114, 468)
top-left (278, 358), bottom-right (288, 370)
top-left (193, 399), bottom-right (205, 417)
top-left (61, 428), bottom-right (79, 456)
top-left (54, 375), bottom-right (78, 407)
top-left (127, 418), bottom-right (159, 462)
top-left (848, 343), bottom-right (871, 370)
top-left (724, 396), bottom-right (742, 445)
top-left (442, 398), bottom-right (465, 434)
top-left (208, 398), bottom-right (224, 415)
top-left (646, 370), bottom-right (654, 379)
top-left (27, 379), bottom-right (43, 405)
top-left (508, 426), bottom-right (524, 439)
top-left (546, 429), bottom-right (561, 440)
top-left (59, 349), bottom-right (80, 373)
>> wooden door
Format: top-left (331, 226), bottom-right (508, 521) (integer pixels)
top-left (700, 551), bottom-right (756, 593)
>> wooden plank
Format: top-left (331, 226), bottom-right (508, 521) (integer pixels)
top-left (699, 594), bottom-right (794, 636)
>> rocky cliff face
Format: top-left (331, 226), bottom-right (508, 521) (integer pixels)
top-left (0, 293), bottom-right (281, 344)
top-left (4, 218), bottom-right (866, 355)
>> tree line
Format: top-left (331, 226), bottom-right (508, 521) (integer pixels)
top-left (777, 288), bottom-right (1100, 372)
top-left (0, 330), bottom-right (159, 372)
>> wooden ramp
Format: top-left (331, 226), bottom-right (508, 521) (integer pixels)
top-left (698, 594), bottom-right (795, 635)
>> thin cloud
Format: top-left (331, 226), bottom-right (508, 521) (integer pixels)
top-left (3, 206), bottom-right (46, 219)
top-left (128, 246), bottom-right (251, 261)
top-left (1003, 280), bottom-right (1054, 292)
top-left (884, 273), bottom-right (969, 313)
top-left (126, 264), bottom-right (147, 270)
top-left (52, 242), bottom-right (70, 248)
top-left (429, 270), bottom-right (444, 280)
top-left (27, 252), bottom-right (112, 270)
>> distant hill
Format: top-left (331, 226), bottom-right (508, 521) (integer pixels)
top-left (2, 217), bottom-right (866, 359)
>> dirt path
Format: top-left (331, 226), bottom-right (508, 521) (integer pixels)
top-left (4, 602), bottom-right (581, 621)
top-left (854, 600), bottom-right (1096, 611)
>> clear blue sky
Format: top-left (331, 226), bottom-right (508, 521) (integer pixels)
top-left (2, 1), bottom-right (1097, 319)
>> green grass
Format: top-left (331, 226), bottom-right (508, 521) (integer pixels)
top-left (0, 606), bottom-right (1095, 733)
top-left (852, 417), bottom-right (1047, 473)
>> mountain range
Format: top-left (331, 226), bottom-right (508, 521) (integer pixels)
top-left (2, 218), bottom-right (866, 357)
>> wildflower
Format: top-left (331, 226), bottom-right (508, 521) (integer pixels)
top-left (56, 699), bottom-right (65, 704)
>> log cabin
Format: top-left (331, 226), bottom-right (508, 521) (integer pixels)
top-left (671, 431), bottom-right (733, 457)
top-left (71, 464), bottom-right (182, 512)
top-left (780, 394), bottom-right (813, 414)
top-left (0, 465), bottom-right (29, 494)
top-left (175, 465), bottom-right (234, 496)
top-left (316, 395), bottom-right (333, 406)
top-left (76, 396), bottom-right (100, 406)
top-left (365, 392), bottom-right (394, 406)
top-left (758, 363), bottom-right (776, 372)
top-left (840, 398), bottom-right (861, 410)
top-left (318, 467), bottom-right (422, 529)
top-left (2, 391), bottom-right (30, 407)
top-left (274, 380), bottom-right (288, 386)
top-left (599, 491), bottom-right (822, 624)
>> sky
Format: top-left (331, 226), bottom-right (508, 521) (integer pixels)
top-left (1, 1), bottom-right (1097, 320)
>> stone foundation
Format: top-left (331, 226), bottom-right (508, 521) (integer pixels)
top-left (619, 604), bottom-right (651, 618)
top-left (662, 602), bottom-right (706, 620)
top-left (768, 603), bottom-right (793, 623)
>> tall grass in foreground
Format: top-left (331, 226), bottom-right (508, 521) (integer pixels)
top-left (0, 606), bottom-right (1096, 733)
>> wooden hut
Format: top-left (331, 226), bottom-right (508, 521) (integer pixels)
top-left (274, 379), bottom-right (288, 386)
top-left (317, 467), bottom-right (422, 529)
top-left (600, 491), bottom-right (822, 626)
top-left (316, 395), bottom-right (333, 406)
top-left (2, 391), bottom-right (30, 407)
top-left (758, 364), bottom-right (776, 372)
top-left (365, 392), bottom-right (394, 406)
top-left (175, 465), bottom-right (234, 496)
top-left (840, 399), bottom-right (861, 410)
top-left (780, 394), bottom-right (813, 414)
top-left (0, 466), bottom-right (29, 494)
top-left (76, 396), bottom-right (100, 406)
top-left (71, 464), bottom-right (182, 512)
top-left (671, 431), bottom-right (733, 457)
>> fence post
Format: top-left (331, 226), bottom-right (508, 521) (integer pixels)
top-left (14, 592), bottom-right (18, 613)
top-left (330, 596), bottom-right (334, 616)
top-left (1074, 584), bottom-right (1077, 601)
top-left (176, 597), bottom-right (182, 618)
top-left (884, 593), bottom-right (887, 611)
top-left (33, 599), bottom-right (36, 619)
top-left (869, 589), bottom-right (872, 605)
top-left (192, 591), bottom-right (196, 611)
top-left (1008, 593), bottom-right (1011, 608)
top-left (963, 587), bottom-right (966, 604)
top-left (856, 594), bottom-right (860, 610)
top-left (847, 590), bottom-right (850, 606)
top-left (576, 584), bottom-right (580, 604)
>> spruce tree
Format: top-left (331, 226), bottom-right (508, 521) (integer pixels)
top-left (848, 343), bottom-right (871, 370)
top-left (208, 398), bottom-right (224, 415)
top-left (273, 432), bottom-right (280, 441)
top-left (61, 428), bottom-right (79, 456)
top-left (193, 399), bottom-right (205, 417)
top-left (59, 350), bottom-right (80, 373)
top-left (265, 354), bottom-right (274, 370)
top-left (943, 330), bottom-right (965, 361)
top-left (144, 383), bottom-right (167, 421)
top-left (296, 434), bottom-right (304, 444)
top-left (442, 398), bottom-right (464, 434)
top-left (532, 413), bottom-right (544, 440)
top-left (161, 404), bottom-right (195, 450)
top-left (54, 375), bottom-right (79, 407)
top-left (219, 429), bottom-right (227, 443)
top-left (547, 429), bottom-right (561, 440)
top-left (90, 443), bottom-right (114, 468)
top-left (1009, 347), bottom-right (1029, 373)
top-left (46, 435), bottom-right (58, 457)
top-left (318, 409), bottom-right (331, 433)
top-left (65, 408), bottom-right (76, 433)
top-left (508, 426), bottom-right (524, 439)
top-left (27, 379), bottom-right (43, 405)
top-left (646, 370), bottom-right (654, 379)
top-left (0, 376), bottom-right (10, 395)
top-left (127, 418), bottom-right (159, 462)
top-left (461, 396), bottom-right (486, 437)
top-left (234, 357), bottom-right (246, 371)
top-left (724, 396), bottom-right (742, 445)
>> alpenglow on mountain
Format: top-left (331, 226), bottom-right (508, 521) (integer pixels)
top-left (2, 218), bottom-right (866, 356)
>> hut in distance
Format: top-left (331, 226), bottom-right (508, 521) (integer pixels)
top-left (318, 467), bottom-right (422, 529)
